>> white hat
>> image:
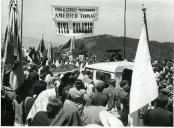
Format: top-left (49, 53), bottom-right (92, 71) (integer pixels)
top-left (99, 110), bottom-right (124, 127)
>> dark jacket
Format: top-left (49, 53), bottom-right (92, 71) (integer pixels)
top-left (144, 107), bottom-right (173, 126)
top-left (25, 96), bottom-right (37, 118)
top-left (91, 92), bottom-right (109, 107)
top-left (31, 111), bottom-right (54, 126)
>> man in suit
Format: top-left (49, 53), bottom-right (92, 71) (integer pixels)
top-left (144, 97), bottom-right (173, 126)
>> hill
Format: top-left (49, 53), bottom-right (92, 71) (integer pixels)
top-left (1, 34), bottom-right (173, 61)
top-left (69, 35), bottom-right (174, 61)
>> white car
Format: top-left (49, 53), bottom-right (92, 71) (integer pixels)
top-left (84, 61), bottom-right (134, 89)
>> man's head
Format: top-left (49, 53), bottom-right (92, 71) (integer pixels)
top-left (29, 71), bottom-right (39, 83)
top-left (120, 80), bottom-right (129, 88)
top-left (94, 80), bottom-right (105, 93)
top-left (33, 81), bottom-right (47, 96)
top-left (120, 80), bottom-right (130, 92)
top-left (74, 79), bottom-right (85, 90)
top-left (155, 97), bottom-right (168, 109)
top-left (159, 88), bottom-right (170, 99)
top-left (47, 96), bottom-right (62, 118)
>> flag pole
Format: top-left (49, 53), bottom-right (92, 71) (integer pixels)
top-left (142, 5), bottom-right (149, 43)
top-left (70, 36), bottom-right (75, 57)
top-left (123, 0), bottom-right (127, 59)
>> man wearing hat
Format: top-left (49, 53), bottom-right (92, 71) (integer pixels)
top-left (117, 80), bottom-right (130, 126)
top-left (159, 87), bottom-right (173, 112)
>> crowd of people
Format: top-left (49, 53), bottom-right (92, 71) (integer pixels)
top-left (1, 54), bottom-right (173, 126)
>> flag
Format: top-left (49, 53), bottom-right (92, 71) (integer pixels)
top-left (37, 36), bottom-right (46, 58)
top-left (28, 47), bottom-right (39, 64)
top-left (47, 44), bottom-right (53, 64)
top-left (57, 39), bottom-right (71, 55)
top-left (129, 25), bottom-right (158, 125)
top-left (2, 0), bottom-right (24, 90)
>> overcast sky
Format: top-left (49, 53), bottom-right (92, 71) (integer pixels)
top-left (1, 0), bottom-right (174, 46)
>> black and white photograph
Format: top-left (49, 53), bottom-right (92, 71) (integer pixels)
top-left (1, 0), bottom-right (173, 126)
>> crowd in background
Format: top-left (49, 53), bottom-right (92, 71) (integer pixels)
top-left (1, 53), bottom-right (173, 126)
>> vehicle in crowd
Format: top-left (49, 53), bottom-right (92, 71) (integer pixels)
top-left (84, 61), bottom-right (134, 88)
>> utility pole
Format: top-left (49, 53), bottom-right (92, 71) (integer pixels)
top-left (21, 0), bottom-right (23, 45)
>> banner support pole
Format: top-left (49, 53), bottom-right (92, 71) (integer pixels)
top-left (123, 0), bottom-right (126, 59)
top-left (21, 0), bottom-right (23, 45)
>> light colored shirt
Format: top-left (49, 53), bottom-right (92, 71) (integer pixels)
top-left (27, 88), bottom-right (56, 120)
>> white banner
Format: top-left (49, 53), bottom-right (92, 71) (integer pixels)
top-left (51, 5), bottom-right (99, 36)
top-left (51, 5), bottom-right (98, 22)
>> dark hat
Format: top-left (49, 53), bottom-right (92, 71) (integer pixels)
top-left (120, 80), bottom-right (129, 87)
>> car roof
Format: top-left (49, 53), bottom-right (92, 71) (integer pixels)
top-left (85, 61), bottom-right (134, 73)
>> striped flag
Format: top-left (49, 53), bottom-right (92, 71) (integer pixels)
top-left (2, 0), bottom-right (24, 90)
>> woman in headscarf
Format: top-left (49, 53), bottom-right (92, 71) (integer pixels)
top-left (26, 81), bottom-right (58, 123)
top-left (24, 80), bottom-right (47, 125)
top-left (50, 100), bottom-right (83, 126)
top-left (31, 96), bottom-right (62, 126)
top-left (68, 79), bottom-right (86, 116)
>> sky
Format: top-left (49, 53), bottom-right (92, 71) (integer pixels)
top-left (1, 0), bottom-right (174, 47)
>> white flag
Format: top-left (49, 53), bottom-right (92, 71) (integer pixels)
top-left (129, 26), bottom-right (158, 115)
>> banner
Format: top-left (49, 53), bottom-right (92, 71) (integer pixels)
top-left (51, 5), bottom-right (99, 36)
